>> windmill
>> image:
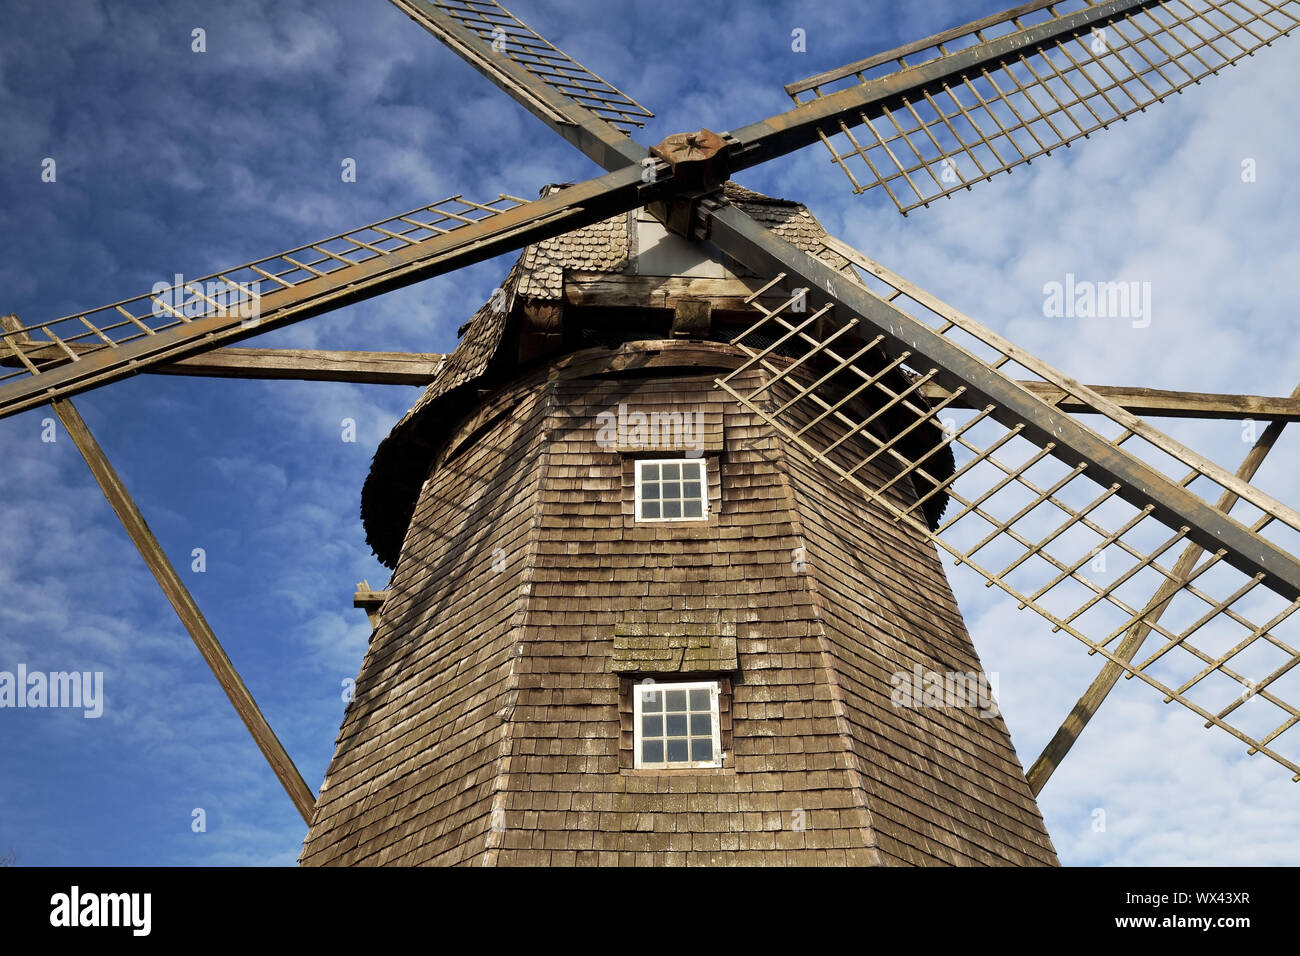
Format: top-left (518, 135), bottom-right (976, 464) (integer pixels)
top-left (3, 0), bottom-right (1298, 864)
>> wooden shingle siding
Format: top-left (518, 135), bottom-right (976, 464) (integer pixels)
top-left (301, 368), bottom-right (552, 865)
top-left (766, 372), bottom-right (1058, 866)
top-left (302, 341), bottom-right (1057, 866)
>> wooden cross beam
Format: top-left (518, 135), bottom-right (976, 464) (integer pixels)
top-left (106, 347), bottom-right (442, 385)
top-left (921, 382), bottom-right (1300, 423)
top-left (4, 314), bottom-right (1297, 419)
top-left (0, 317), bottom-right (442, 385)
top-left (353, 580), bottom-right (391, 629)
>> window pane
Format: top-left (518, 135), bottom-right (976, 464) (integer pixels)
top-left (636, 683), bottom-right (721, 766)
top-left (636, 459), bottom-right (710, 523)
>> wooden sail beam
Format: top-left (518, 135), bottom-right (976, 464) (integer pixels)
top-left (785, 0), bottom-right (1070, 96)
top-left (0, 320), bottom-right (443, 385)
top-left (1026, 381), bottom-right (1300, 795)
top-left (4, 313), bottom-right (1298, 413)
top-left (768, 0), bottom-right (1296, 214)
top-left (7, 313), bottom-right (1296, 416)
top-left (392, 0), bottom-right (650, 171)
top-left (51, 398), bottom-right (317, 825)
top-left (728, 0), bottom-right (1156, 175)
top-left (921, 382), bottom-right (1300, 422)
top-left (0, 163), bottom-right (664, 422)
top-left (147, 348), bottom-right (443, 384)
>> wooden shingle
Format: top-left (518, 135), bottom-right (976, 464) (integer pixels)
top-left (301, 341), bottom-right (1057, 866)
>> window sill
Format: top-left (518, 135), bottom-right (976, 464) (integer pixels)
top-left (622, 764), bottom-right (733, 777)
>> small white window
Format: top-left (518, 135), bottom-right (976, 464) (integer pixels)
top-left (633, 680), bottom-right (721, 769)
top-left (635, 458), bottom-right (707, 522)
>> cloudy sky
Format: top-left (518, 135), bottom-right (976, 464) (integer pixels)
top-left (0, 0), bottom-right (1296, 866)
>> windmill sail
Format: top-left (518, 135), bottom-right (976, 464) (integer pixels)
top-left (706, 204), bottom-right (1300, 780)
top-left (392, 0), bottom-right (652, 168)
top-left (0, 170), bottom-right (659, 420)
top-left (785, 0), bottom-right (1300, 213)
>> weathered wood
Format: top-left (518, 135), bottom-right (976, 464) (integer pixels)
top-left (671, 298), bottom-right (713, 338)
top-left (564, 273), bottom-right (786, 312)
top-left (517, 301), bottom-right (564, 364)
top-left (784, 0), bottom-right (1064, 94)
top-left (154, 348), bottom-right (443, 384)
top-left (1026, 381), bottom-right (1300, 795)
top-left (353, 580), bottom-right (391, 629)
top-left (923, 381), bottom-right (1300, 422)
top-left (52, 398), bottom-right (317, 824)
top-left (0, 319), bottom-right (443, 385)
top-left (437, 303), bottom-right (1300, 420)
top-left (303, 341), bottom-right (1058, 866)
top-left (7, 319), bottom-right (1292, 416)
top-left (0, 159), bottom-right (662, 422)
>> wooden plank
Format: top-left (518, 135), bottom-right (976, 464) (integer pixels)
top-left (157, 348), bottom-right (443, 384)
top-left (784, 0), bottom-right (1066, 94)
top-left (0, 161), bottom-right (659, 422)
top-left (4, 322), bottom-right (1295, 418)
top-left (923, 382), bottom-right (1300, 421)
top-left (1026, 381), bottom-right (1300, 795)
top-left (564, 273), bottom-right (789, 312)
top-left (1, 335), bottom-right (443, 385)
top-left (354, 580), bottom-right (391, 630)
top-left (52, 398), bottom-right (317, 824)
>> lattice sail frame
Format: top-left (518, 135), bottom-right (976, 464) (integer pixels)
top-left (413, 0), bottom-right (655, 133)
top-left (788, 0), bottom-right (1300, 213)
top-left (715, 238), bottom-right (1300, 780)
top-left (0, 193), bottom-right (529, 391)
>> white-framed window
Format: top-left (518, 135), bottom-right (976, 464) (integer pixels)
top-left (634, 458), bottom-right (707, 522)
top-left (633, 680), bottom-right (722, 769)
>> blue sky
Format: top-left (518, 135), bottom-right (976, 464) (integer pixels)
top-left (0, 0), bottom-right (1296, 866)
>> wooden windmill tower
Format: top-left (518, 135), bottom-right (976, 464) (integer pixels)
top-left (4, 0), bottom-right (1299, 865)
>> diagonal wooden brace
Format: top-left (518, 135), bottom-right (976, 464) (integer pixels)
top-left (1027, 382), bottom-right (1300, 795)
top-left (51, 398), bottom-right (317, 825)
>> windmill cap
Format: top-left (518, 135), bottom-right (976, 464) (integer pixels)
top-left (360, 182), bottom-right (953, 567)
